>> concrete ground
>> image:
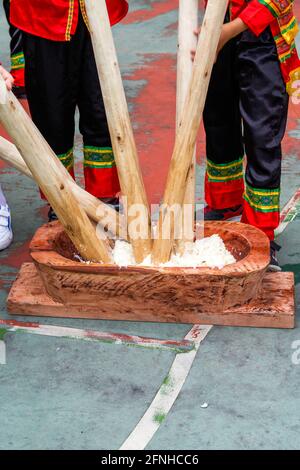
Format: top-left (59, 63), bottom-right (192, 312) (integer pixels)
top-left (0, 0), bottom-right (300, 450)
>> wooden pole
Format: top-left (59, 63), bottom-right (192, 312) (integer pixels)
top-left (152, 0), bottom-right (227, 264)
top-left (176, 0), bottom-right (198, 253)
top-left (84, 0), bottom-right (151, 263)
top-left (0, 82), bottom-right (112, 263)
top-left (0, 137), bottom-right (32, 177)
top-left (0, 136), bottom-right (127, 240)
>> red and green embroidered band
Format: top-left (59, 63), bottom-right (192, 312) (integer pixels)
top-left (275, 34), bottom-right (297, 62)
top-left (256, 0), bottom-right (300, 96)
top-left (39, 148), bottom-right (74, 200)
top-left (206, 157), bottom-right (244, 183)
top-left (258, 0), bottom-right (293, 19)
top-left (83, 146), bottom-right (117, 169)
top-left (11, 52), bottom-right (25, 71)
top-left (243, 183), bottom-right (280, 213)
top-left (57, 148), bottom-right (74, 171)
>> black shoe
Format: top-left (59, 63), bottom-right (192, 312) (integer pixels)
top-left (48, 206), bottom-right (58, 222)
top-left (269, 241), bottom-right (282, 272)
top-left (12, 86), bottom-right (27, 100)
top-left (203, 204), bottom-right (243, 221)
top-left (99, 197), bottom-right (120, 213)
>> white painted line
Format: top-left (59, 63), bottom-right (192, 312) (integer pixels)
top-left (276, 188), bottom-right (300, 237)
top-left (119, 192), bottom-right (295, 449)
top-left (0, 319), bottom-right (195, 353)
top-left (119, 324), bottom-right (212, 450)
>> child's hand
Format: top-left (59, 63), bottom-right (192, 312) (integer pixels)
top-left (217, 24), bottom-right (233, 55)
top-left (191, 26), bottom-right (229, 62)
top-left (191, 28), bottom-right (201, 61)
top-left (0, 65), bottom-right (14, 91)
top-left (191, 18), bottom-right (247, 62)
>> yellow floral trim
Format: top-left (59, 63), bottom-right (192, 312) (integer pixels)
top-left (57, 148), bottom-right (74, 170)
top-left (206, 157), bottom-right (244, 183)
top-left (84, 146), bottom-right (116, 169)
top-left (79, 0), bottom-right (90, 31)
top-left (258, 0), bottom-right (293, 18)
top-left (280, 15), bottom-right (299, 44)
top-left (244, 184), bottom-right (280, 213)
top-left (11, 52), bottom-right (25, 71)
top-left (65, 0), bottom-right (75, 41)
top-left (286, 66), bottom-right (300, 95)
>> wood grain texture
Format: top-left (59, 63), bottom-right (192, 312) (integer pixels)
top-left (0, 78), bottom-right (111, 263)
top-left (85, 0), bottom-right (151, 262)
top-left (26, 221), bottom-right (271, 313)
top-left (176, 0), bottom-right (198, 252)
top-left (0, 136), bottom-right (126, 240)
top-left (152, 0), bottom-right (228, 263)
top-left (7, 263), bottom-right (295, 329)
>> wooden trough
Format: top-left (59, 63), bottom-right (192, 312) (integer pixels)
top-left (7, 221), bottom-right (295, 328)
top-left (1, 0), bottom-right (296, 329)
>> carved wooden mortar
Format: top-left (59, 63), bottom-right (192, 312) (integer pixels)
top-left (29, 221), bottom-right (270, 318)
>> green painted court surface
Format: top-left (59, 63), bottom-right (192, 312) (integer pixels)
top-left (0, 1), bottom-right (300, 450)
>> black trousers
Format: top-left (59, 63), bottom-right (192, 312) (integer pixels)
top-left (203, 26), bottom-right (289, 239)
top-left (204, 26), bottom-right (289, 189)
top-left (3, 0), bottom-right (23, 58)
top-left (22, 12), bottom-right (119, 198)
top-left (3, 0), bottom-right (25, 94)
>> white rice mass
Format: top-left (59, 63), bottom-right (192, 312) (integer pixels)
top-left (112, 234), bottom-right (236, 269)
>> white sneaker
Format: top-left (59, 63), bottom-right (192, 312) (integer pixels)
top-left (0, 204), bottom-right (13, 250)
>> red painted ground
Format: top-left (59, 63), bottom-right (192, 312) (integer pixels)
top-left (123, 0), bottom-right (177, 24)
top-left (124, 54), bottom-right (177, 204)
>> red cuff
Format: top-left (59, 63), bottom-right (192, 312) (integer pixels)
top-left (239, 0), bottom-right (275, 36)
top-left (11, 69), bottom-right (25, 88)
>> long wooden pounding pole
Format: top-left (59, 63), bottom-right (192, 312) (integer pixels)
top-left (0, 82), bottom-right (112, 263)
top-left (0, 136), bottom-right (127, 240)
top-left (152, 0), bottom-right (227, 264)
top-left (84, 0), bottom-right (151, 263)
top-left (176, 0), bottom-right (199, 253)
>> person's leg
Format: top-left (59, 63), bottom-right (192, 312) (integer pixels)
top-left (203, 32), bottom-right (244, 216)
top-left (22, 32), bottom-right (77, 205)
top-left (0, 184), bottom-right (13, 250)
top-left (0, 185), bottom-right (7, 206)
top-left (77, 14), bottom-right (120, 201)
top-left (238, 28), bottom-right (289, 245)
top-left (1, 0), bottom-right (19, 247)
top-left (3, 0), bottom-right (25, 96)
